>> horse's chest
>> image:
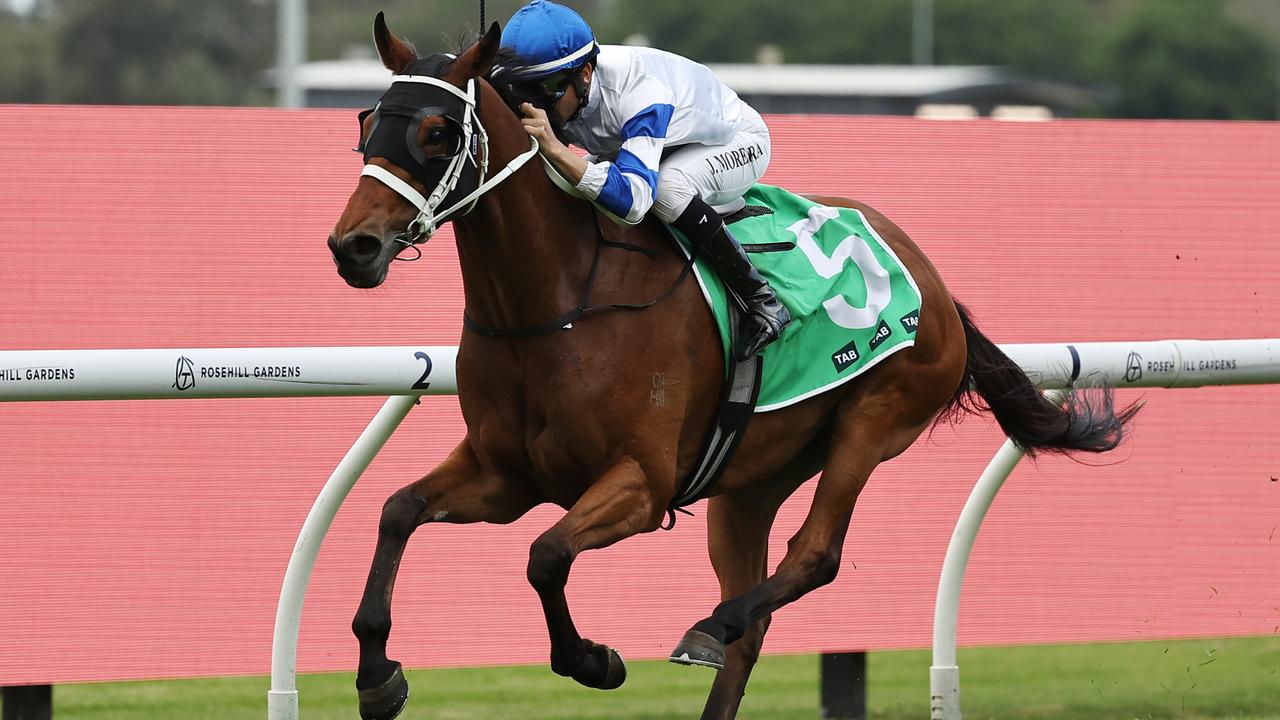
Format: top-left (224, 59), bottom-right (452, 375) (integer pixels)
top-left (460, 395), bottom-right (602, 506)
top-left (458, 352), bottom-right (673, 500)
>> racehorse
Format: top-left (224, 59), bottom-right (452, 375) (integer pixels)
top-left (327, 16), bottom-right (1136, 720)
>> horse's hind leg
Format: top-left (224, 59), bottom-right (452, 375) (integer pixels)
top-left (673, 392), bottom-right (931, 673)
top-left (353, 438), bottom-right (541, 720)
top-left (696, 492), bottom-right (784, 720)
top-left (527, 456), bottom-right (667, 690)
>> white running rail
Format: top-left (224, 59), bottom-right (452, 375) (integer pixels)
top-left (929, 338), bottom-right (1280, 720)
top-left (0, 345), bottom-right (458, 720)
top-left (3, 338), bottom-right (1277, 720)
top-left (0, 346), bottom-right (459, 401)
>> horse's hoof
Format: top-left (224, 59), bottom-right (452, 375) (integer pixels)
top-left (573, 640), bottom-right (627, 690)
top-left (358, 662), bottom-right (409, 720)
top-left (597, 644), bottom-right (627, 690)
top-left (669, 629), bottom-right (726, 670)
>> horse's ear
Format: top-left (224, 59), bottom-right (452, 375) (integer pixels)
top-left (457, 22), bottom-right (502, 79)
top-left (373, 11), bottom-right (417, 74)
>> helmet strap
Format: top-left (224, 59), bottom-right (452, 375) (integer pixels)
top-left (567, 69), bottom-right (590, 122)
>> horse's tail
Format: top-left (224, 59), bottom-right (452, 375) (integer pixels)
top-left (938, 300), bottom-right (1140, 456)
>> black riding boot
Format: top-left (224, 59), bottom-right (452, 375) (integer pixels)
top-left (672, 198), bottom-right (792, 360)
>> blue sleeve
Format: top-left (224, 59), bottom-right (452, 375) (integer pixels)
top-left (576, 102), bottom-right (675, 223)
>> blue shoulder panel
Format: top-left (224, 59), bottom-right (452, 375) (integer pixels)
top-left (621, 103), bottom-right (675, 141)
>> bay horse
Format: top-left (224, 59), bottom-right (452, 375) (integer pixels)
top-left (327, 16), bottom-right (1135, 720)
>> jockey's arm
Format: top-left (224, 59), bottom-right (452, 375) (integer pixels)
top-left (532, 122), bottom-right (590, 186)
top-left (523, 79), bottom-right (675, 225)
top-left (572, 106), bottom-right (671, 223)
top-left (573, 83), bottom-right (674, 224)
top-left (519, 102), bottom-right (588, 184)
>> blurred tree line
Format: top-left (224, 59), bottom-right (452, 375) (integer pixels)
top-left (1, 0), bottom-right (1277, 119)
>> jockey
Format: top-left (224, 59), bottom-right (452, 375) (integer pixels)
top-left (495, 0), bottom-right (791, 360)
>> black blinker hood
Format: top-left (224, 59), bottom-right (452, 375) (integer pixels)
top-left (355, 54), bottom-right (479, 211)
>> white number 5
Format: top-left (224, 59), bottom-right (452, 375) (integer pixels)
top-left (788, 206), bottom-right (891, 330)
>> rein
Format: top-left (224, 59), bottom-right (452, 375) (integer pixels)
top-left (463, 209), bottom-right (699, 339)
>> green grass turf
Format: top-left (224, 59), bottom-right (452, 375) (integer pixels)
top-left (41, 635), bottom-right (1280, 719)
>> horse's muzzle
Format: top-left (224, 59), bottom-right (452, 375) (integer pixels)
top-left (329, 231), bottom-right (390, 288)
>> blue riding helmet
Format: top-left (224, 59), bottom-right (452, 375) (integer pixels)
top-left (500, 0), bottom-right (599, 79)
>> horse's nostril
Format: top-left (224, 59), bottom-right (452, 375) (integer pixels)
top-left (343, 233), bottom-right (383, 262)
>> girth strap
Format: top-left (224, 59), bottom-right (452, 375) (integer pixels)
top-left (669, 302), bottom-right (764, 509)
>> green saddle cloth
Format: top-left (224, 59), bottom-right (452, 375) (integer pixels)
top-left (668, 184), bottom-right (923, 412)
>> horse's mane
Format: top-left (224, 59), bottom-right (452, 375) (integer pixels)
top-left (392, 31), bottom-right (474, 74)
top-left (452, 30), bottom-right (481, 55)
top-left (486, 47), bottom-right (540, 116)
top-left (487, 46), bottom-right (525, 79)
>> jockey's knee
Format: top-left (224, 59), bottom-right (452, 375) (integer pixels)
top-left (652, 173), bottom-right (698, 225)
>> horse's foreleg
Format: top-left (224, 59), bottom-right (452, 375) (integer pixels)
top-left (697, 492), bottom-right (782, 720)
top-left (527, 456), bottom-right (665, 691)
top-left (353, 439), bottom-right (540, 720)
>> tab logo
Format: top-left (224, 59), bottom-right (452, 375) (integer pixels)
top-left (900, 309), bottom-right (920, 334)
top-left (831, 340), bottom-right (861, 373)
top-left (868, 319), bottom-right (892, 351)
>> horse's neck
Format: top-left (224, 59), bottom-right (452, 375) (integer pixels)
top-left (452, 157), bottom-right (598, 332)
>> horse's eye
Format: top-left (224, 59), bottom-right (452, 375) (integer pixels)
top-left (425, 127), bottom-right (446, 145)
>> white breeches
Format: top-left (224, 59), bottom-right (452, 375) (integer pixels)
top-left (650, 105), bottom-right (772, 224)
